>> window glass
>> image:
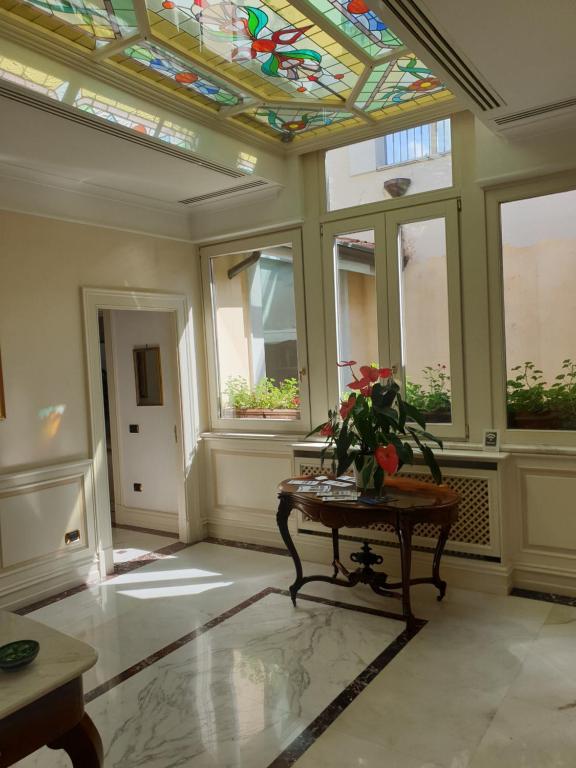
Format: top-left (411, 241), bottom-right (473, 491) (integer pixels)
top-left (210, 246), bottom-right (301, 420)
top-left (502, 189), bottom-right (576, 430)
top-left (334, 230), bottom-right (378, 393)
top-left (325, 118), bottom-right (452, 212)
top-left (399, 218), bottom-right (452, 423)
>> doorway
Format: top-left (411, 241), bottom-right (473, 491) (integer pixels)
top-left (84, 288), bottom-right (201, 576)
top-left (98, 309), bottom-right (183, 565)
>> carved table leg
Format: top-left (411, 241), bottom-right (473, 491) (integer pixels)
top-left (432, 523), bottom-right (452, 601)
top-left (397, 518), bottom-right (416, 632)
top-left (332, 527), bottom-right (340, 578)
top-left (277, 495), bottom-right (304, 605)
top-left (48, 713), bottom-right (103, 767)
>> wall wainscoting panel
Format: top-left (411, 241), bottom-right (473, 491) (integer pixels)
top-left (510, 455), bottom-right (576, 595)
top-left (0, 460), bottom-right (97, 609)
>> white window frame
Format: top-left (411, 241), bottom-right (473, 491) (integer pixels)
top-left (322, 200), bottom-right (466, 440)
top-left (201, 228), bottom-right (310, 434)
top-left (486, 173), bottom-right (576, 448)
top-left (385, 199), bottom-right (466, 440)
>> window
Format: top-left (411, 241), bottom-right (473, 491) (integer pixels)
top-left (502, 188), bottom-right (576, 431)
top-left (375, 119), bottom-right (451, 168)
top-left (203, 232), bottom-right (308, 428)
top-left (324, 200), bottom-right (464, 437)
top-left (325, 118), bottom-right (453, 212)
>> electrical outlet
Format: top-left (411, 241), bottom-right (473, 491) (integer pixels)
top-left (133, 483), bottom-right (142, 492)
top-left (65, 530), bottom-right (80, 545)
top-left (129, 424), bottom-right (139, 433)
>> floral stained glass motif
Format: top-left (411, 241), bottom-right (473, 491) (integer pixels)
top-left (249, 105), bottom-right (352, 139)
top-left (122, 41), bottom-right (241, 105)
top-left (0, 56), bottom-right (69, 100)
top-left (304, 0), bottom-right (403, 58)
top-left (74, 89), bottom-right (160, 134)
top-left (147, 0), bottom-right (360, 101)
top-left (354, 55), bottom-right (446, 112)
top-left (21, 0), bottom-right (138, 43)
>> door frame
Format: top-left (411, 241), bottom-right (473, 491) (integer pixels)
top-left (83, 287), bottom-right (201, 575)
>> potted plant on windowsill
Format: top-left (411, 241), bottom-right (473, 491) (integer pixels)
top-left (308, 362), bottom-right (443, 495)
top-left (405, 364), bottom-right (452, 424)
top-left (507, 360), bottom-right (576, 430)
top-left (224, 376), bottom-right (300, 420)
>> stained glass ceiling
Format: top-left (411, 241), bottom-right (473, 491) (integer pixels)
top-left (0, 0), bottom-right (453, 142)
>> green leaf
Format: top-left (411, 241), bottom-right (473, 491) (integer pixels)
top-left (403, 401), bottom-right (426, 429)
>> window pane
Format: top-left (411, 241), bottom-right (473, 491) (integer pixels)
top-left (399, 218), bottom-right (452, 423)
top-left (326, 118), bottom-right (452, 212)
top-left (502, 189), bottom-right (576, 430)
top-left (334, 230), bottom-right (378, 393)
top-left (210, 245), bottom-right (300, 420)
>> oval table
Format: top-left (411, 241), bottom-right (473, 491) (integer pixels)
top-left (277, 475), bottom-right (460, 632)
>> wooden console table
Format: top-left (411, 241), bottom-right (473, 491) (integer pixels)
top-left (0, 610), bottom-right (102, 767)
top-left (277, 475), bottom-right (460, 631)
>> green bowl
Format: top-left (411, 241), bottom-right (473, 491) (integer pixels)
top-left (0, 640), bottom-right (40, 671)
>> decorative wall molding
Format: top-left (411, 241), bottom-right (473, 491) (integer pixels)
top-left (0, 460), bottom-right (98, 610)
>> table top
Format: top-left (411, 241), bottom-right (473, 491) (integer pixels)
top-left (278, 475), bottom-right (460, 528)
top-left (0, 610), bottom-right (98, 719)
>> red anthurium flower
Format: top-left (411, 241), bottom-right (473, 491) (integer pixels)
top-left (320, 422), bottom-right (334, 437)
top-left (375, 444), bottom-right (399, 474)
top-left (337, 360), bottom-right (357, 367)
top-left (359, 365), bottom-right (381, 383)
top-left (379, 367), bottom-right (392, 379)
top-left (348, 378), bottom-right (372, 396)
top-left (339, 395), bottom-right (356, 420)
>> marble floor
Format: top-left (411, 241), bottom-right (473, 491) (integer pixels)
top-left (11, 530), bottom-right (576, 768)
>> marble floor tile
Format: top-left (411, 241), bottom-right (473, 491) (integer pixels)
top-left (468, 694), bottom-right (576, 768)
top-left (292, 728), bottom-right (446, 768)
top-left (112, 528), bottom-right (176, 564)
top-left (16, 592), bottom-right (403, 768)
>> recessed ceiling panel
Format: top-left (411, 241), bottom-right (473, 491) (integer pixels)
top-left (0, 0), bottom-right (454, 143)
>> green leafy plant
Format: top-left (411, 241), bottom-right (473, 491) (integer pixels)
top-left (506, 362), bottom-right (549, 414)
top-left (224, 376), bottom-right (300, 411)
top-left (405, 364), bottom-right (451, 415)
top-left (308, 362), bottom-right (443, 495)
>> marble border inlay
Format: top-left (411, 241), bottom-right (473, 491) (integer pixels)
top-left (112, 522), bottom-right (179, 539)
top-left (511, 587), bottom-right (576, 607)
top-left (80, 584), bottom-right (422, 767)
top-left (205, 536), bottom-right (290, 557)
top-left (15, 541), bottom-right (190, 616)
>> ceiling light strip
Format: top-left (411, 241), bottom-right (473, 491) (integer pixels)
top-left (0, 81), bottom-right (245, 177)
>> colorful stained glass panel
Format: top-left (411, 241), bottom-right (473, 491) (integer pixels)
top-left (21, 0), bottom-right (138, 43)
top-left (122, 41), bottom-right (241, 105)
top-left (246, 105), bottom-right (353, 137)
top-left (0, 55), bottom-right (69, 100)
top-left (146, 0), bottom-right (360, 101)
top-left (354, 55), bottom-right (447, 112)
top-left (303, 0), bottom-right (403, 58)
top-left (73, 88), bottom-right (160, 134)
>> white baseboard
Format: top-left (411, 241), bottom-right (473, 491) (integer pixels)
top-left (115, 504), bottom-right (179, 534)
top-left (0, 552), bottom-right (97, 611)
top-left (512, 562), bottom-right (576, 597)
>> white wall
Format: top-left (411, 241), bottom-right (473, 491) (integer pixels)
top-left (107, 310), bottom-right (180, 532)
top-left (0, 210), bottom-right (205, 605)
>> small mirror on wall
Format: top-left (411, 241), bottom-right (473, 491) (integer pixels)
top-left (133, 346), bottom-right (163, 406)
top-left (0, 349), bottom-right (5, 419)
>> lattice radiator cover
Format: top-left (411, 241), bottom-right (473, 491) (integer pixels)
top-left (294, 456), bottom-right (501, 559)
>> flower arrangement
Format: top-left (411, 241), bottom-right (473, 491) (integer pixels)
top-left (309, 362), bottom-right (443, 494)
